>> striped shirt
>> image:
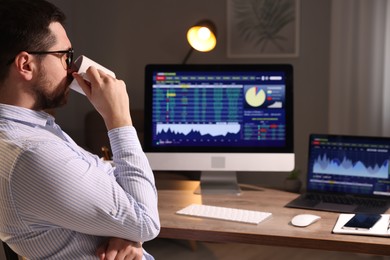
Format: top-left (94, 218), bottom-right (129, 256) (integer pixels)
top-left (0, 104), bottom-right (160, 259)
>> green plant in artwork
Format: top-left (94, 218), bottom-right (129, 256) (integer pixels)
top-left (232, 0), bottom-right (295, 52)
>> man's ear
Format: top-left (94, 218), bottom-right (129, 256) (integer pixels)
top-left (14, 52), bottom-right (35, 81)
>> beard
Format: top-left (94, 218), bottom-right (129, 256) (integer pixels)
top-left (31, 67), bottom-right (73, 111)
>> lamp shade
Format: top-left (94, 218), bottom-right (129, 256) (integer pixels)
top-left (186, 20), bottom-right (217, 52)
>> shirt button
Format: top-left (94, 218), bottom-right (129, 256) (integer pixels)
top-left (110, 208), bottom-right (117, 216)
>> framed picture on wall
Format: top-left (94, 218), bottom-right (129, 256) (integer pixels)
top-left (227, 0), bottom-right (300, 58)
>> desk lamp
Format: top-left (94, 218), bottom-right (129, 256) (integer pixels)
top-left (182, 20), bottom-right (217, 64)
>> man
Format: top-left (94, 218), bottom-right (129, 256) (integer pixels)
top-left (0, 0), bottom-right (160, 259)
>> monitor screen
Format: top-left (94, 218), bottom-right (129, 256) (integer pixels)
top-left (144, 64), bottom-right (294, 193)
top-left (307, 134), bottom-right (390, 197)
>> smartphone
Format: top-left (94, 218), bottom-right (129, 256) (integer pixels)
top-left (342, 213), bottom-right (382, 230)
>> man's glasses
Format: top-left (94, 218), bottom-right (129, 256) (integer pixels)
top-left (7, 48), bottom-right (74, 70)
top-left (28, 48), bottom-right (74, 70)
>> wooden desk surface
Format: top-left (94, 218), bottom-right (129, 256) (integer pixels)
top-left (157, 180), bottom-right (390, 256)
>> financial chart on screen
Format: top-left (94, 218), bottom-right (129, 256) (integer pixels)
top-left (307, 134), bottom-right (390, 196)
top-left (147, 68), bottom-right (290, 150)
top-left (144, 64), bottom-right (294, 193)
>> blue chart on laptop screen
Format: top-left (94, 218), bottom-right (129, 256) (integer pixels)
top-left (151, 71), bottom-right (287, 148)
top-left (308, 136), bottom-right (390, 196)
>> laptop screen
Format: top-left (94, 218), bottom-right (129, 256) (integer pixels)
top-left (307, 134), bottom-right (390, 197)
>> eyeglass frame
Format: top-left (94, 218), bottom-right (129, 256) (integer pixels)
top-left (6, 48), bottom-right (74, 70)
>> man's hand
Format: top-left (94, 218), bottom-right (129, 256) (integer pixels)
top-left (96, 237), bottom-right (143, 260)
top-left (72, 67), bottom-right (132, 130)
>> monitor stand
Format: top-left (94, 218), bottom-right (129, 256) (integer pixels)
top-left (194, 171), bottom-right (241, 195)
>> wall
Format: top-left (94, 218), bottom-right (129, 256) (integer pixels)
top-left (49, 0), bottom-right (331, 187)
top-left (0, 243), bottom-right (4, 260)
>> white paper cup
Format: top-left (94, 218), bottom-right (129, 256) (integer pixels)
top-left (69, 55), bottom-right (116, 95)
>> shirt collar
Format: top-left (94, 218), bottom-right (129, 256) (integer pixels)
top-left (0, 103), bottom-right (54, 127)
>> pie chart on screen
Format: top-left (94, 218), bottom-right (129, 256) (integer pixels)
top-left (245, 86), bottom-right (266, 107)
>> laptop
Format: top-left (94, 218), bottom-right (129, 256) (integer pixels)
top-left (285, 134), bottom-right (390, 213)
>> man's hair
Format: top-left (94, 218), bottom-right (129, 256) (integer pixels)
top-left (0, 0), bottom-right (66, 82)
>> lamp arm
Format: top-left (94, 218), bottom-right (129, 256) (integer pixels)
top-left (182, 48), bottom-right (194, 64)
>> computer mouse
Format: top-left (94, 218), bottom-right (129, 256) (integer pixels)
top-left (291, 214), bottom-right (321, 227)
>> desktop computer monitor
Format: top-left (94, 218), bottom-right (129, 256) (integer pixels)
top-left (144, 64), bottom-right (294, 194)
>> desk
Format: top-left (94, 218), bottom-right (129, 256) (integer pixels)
top-left (157, 180), bottom-right (390, 256)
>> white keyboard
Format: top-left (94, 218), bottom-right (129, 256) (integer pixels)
top-left (176, 204), bottom-right (272, 225)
